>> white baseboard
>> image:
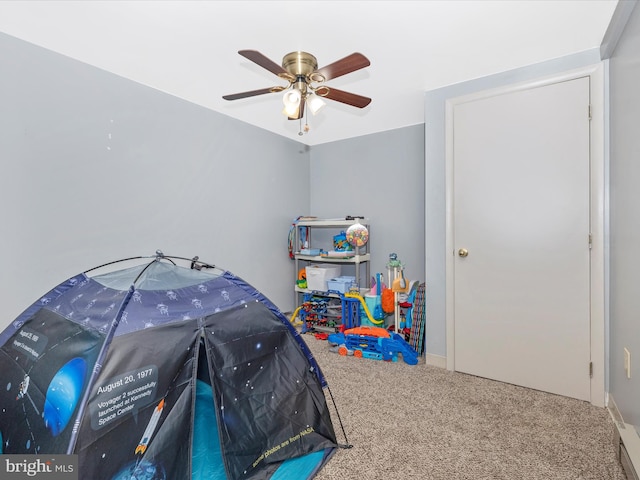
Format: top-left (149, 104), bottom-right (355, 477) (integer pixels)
top-left (424, 353), bottom-right (446, 369)
top-left (609, 394), bottom-right (640, 480)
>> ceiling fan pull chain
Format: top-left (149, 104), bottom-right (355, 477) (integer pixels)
top-left (304, 106), bottom-right (310, 134)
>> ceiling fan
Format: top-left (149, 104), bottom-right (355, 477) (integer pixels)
top-left (223, 50), bottom-right (371, 123)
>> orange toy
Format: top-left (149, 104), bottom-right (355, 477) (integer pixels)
top-left (381, 288), bottom-right (395, 314)
top-left (344, 326), bottom-right (390, 338)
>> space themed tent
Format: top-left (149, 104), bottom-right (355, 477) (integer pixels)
top-left (0, 254), bottom-right (340, 480)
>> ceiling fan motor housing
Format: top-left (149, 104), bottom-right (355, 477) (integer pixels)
top-left (282, 51), bottom-right (318, 76)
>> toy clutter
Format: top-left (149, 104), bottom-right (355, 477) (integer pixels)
top-left (290, 216), bottom-right (371, 335)
top-left (328, 326), bottom-right (418, 365)
top-left (288, 217), bottom-right (425, 365)
top-left (327, 253), bottom-right (424, 366)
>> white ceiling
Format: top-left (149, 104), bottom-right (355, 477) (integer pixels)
top-left (0, 0), bottom-right (618, 146)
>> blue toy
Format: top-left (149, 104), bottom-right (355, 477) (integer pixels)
top-left (327, 326), bottom-right (418, 365)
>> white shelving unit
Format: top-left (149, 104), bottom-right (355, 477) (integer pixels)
top-left (293, 218), bottom-right (370, 308)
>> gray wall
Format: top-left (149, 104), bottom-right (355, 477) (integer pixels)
top-left (308, 126), bottom-right (426, 287)
top-left (0, 32), bottom-right (426, 334)
top-left (609, 2), bottom-right (640, 427)
top-left (0, 32), bottom-right (310, 326)
top-left (424, 49), bottom-right (603, 358)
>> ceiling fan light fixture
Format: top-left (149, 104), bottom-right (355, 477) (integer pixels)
top-left (282, 105), bottom-right (300, 118)
top-left (307, 93), bottom-right (326, 115)
top-left (282, 89), bottom-right (302, 117)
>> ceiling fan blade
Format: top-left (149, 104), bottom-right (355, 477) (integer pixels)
top-left (314, 53), bottom-right (370, 81)
top-left (238, 49), bottom-right (289, 77)
top-left (223, 87), bottom-right (282, 101)
top-left (322, 87), bottom-right (371, 108)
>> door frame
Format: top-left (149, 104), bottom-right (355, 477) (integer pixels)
top-left (444, 63), bottom-right (606, 407)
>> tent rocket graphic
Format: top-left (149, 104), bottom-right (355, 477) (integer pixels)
top-left (16, 374), bottom-right (30, 400)
top-left (134, 398), bottom-right (165, 455)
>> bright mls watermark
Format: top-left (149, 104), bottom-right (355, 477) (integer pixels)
top-left (1, 455), bottom-right (77, 479)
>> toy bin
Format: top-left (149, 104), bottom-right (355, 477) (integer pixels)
top-left (305, 264), bottom-right (342, 291)
top-left (326, 276), bottom-right (356, 293)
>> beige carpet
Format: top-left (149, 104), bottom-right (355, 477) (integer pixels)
top-left (303, 334), bottom-right (626, 480)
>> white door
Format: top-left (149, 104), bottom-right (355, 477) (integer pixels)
top-left (452, 77), bottom-right (592, 401)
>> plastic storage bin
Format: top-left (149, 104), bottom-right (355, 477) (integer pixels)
top-left (306, 264), bottom-right (342, 291)
top-left (327, 276), bottom-right (357, 293)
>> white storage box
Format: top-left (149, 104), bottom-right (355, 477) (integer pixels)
top-left (305, 264), bottom-right (342, 291)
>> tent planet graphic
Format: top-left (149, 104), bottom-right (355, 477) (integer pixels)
top-left (0, 253), bottom-right (343, 479)
top-left (44, 357), bottom-right (87, 436)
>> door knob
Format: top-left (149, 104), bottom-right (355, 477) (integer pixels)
top-left (458, 248), bottom-right (469, 258)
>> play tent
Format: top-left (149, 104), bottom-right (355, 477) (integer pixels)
top-left (0, 253), bottom-right (342, 479)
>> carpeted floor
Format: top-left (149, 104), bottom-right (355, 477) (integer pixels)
top-left (303, 334), bottom-right (626, 480)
